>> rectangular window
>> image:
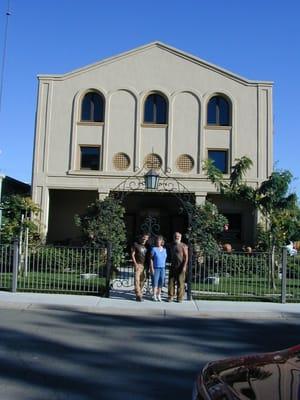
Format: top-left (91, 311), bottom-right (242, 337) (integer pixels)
top-left (208, 150), bottom-right (228, 173)
top-left (80, 146), bottom-right (100, 170)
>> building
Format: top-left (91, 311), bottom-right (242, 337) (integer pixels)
top-left (0, 175), bottom-right (31, 199)
top-left (0, 175), bottom-right (31, 230)
top-left (31, 42), bottom-right (273, 246)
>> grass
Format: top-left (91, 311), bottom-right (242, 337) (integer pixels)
top-left (0, 272), bottom-right (107, 295)
top-left (1, 270), bottom-right (300, 302)
top-left (191, 275), bottom-right (300, 302)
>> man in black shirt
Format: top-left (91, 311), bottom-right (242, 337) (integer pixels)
top-left (168, 232), bottom-right (188, 302)
top-left (131, 234), bottom-right (149, 301)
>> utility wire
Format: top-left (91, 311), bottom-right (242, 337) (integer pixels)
top-left (0, 0), bottom-right (11, 115)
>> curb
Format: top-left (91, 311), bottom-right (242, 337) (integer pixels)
top-left (0, 300), bottom-right (296, 320)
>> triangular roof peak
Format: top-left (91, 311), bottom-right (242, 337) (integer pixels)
top-left (38, 41), bottom-right (273, 86)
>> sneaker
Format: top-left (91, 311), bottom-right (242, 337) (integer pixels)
top-left (158, 295), bottom-right (162, 302)
top-left (168, 297), bottom-right (174, 302)
top-left (136, 296), bottom-right (142, 302)
top-left (152, 295), bottom-right (158, 301)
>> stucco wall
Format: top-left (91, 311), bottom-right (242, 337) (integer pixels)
top-left (31, 43), bottom-right (273, 236)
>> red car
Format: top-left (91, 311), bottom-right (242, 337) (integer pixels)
top-left (193, 345), bottom-right (300, 400)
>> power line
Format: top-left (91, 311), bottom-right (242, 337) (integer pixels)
top-left (0, 0), bottom-right (11, 114)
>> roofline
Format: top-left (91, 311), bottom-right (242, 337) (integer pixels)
top-left (4, 176), bottom-right (31, 188)
top-left (37, 41), bottom-right (273, 86)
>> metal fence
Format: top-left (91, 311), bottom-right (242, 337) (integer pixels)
top-left (191, 249), bottom-right (300, 303)
top-left (110, 257), bottom-right (170, 295)
top-left (286, 252), bottom-right (300, 302)
top-left (0, 244), bottom-right (14, 290)
top-left (1, 241), bottom-right (300, 302)
top-left (0, 242), bottom-right (109, 295)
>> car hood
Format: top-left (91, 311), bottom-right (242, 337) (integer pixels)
top-left (201, 345), bottom-right (300, 400)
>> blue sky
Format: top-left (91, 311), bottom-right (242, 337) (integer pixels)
top-left (0, 0), bottom-right (299, 196)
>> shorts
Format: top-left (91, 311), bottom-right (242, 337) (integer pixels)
top-left (153, 268), bottom-right (165, 288)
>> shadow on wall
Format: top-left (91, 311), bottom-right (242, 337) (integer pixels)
top-left (47, 189), bottom-right (98, 244)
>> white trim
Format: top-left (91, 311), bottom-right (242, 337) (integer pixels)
top-left (37, 42), bottom-right (273, 86)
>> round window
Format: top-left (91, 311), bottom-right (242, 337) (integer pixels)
top-left (144, 153), bottom-right (162, 170)
top-left (176, 154), bottom-right (194, 172)
top-left (113, 153), bottom-right (130, 171)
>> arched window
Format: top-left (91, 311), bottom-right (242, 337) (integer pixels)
top-left (207, 95), bottom-right (230, 126)
top-left (81, 92), bottom-right (104, 122)
top-left (144, 93), bottom-right (167, 124)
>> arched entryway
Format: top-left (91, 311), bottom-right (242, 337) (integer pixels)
top-left (108, 163), bottom-right (195, 300)
top-left (120, 192), bottom-right (195, 245)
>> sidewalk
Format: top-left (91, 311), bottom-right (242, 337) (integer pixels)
top-left (0, 290), bottom-right (299, 318)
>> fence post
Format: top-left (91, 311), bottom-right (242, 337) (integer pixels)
top-left (105, 242), bottom-right (112, 298)
top-left (281, 247), bottom-right (287, 304)
top-left (187, 244), bottom-right (193, 301)
top-left (12, 239), bottom-right (19, 292)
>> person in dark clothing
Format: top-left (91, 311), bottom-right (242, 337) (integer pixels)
top-left (168, 232), bottom-right (188, 302)
top-left (131, 234), bottom-right (149, 301)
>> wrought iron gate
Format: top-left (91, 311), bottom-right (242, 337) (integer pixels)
top-left (109, 216), bottom-right (161, 296)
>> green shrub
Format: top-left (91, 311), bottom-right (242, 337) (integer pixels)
top-left (23, 246), bottom-right (107, 275)
top-left (75, 196), bottom-right (126, 267)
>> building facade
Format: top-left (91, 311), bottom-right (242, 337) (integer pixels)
top-left (31, 42), bottom-right (273, 246)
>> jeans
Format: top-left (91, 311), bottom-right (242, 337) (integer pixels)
top-left (153, 268), bottom-right (165, 288)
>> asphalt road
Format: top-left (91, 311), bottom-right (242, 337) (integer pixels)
top-left (0, 307), bottom-right (299, 400)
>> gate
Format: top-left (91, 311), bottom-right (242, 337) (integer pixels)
top-left (109, 159), bottom-right (196, 300)
top-left (108, 215), bottom-right (192, 300)
top-left (109, 216), bottom-right (163, 298)
top-left (109, 257), bottom-right (171, 300)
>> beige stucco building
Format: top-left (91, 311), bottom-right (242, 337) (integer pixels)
top-left (31, 42), bottom-right (273, 246)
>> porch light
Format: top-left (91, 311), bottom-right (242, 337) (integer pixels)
top-left (144, 169), bottom-right (159, 190)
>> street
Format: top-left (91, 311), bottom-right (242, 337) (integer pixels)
top-left (0, 306), bottom-right (299, 400)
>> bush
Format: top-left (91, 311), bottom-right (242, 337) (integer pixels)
top-left (194, 252), bottom-right (275, 280)
top-left (187, 201), bottom-right (228, 256)
top-left (75, 196), bottom-right (126, 267)
top-left (287, 255), bottom-right (300, 279)
top-left (1, 195), bottom-right (43, 244)
top-left (24, 246), bottom-right (107, 275)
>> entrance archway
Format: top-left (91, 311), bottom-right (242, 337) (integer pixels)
top-left (108, 163), bottom-right (195, 300)
top-left (121, 192), bottom-right (194, 244)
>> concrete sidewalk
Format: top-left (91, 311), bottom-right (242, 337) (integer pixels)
top-left (0, 290), bottom-right (299, 318)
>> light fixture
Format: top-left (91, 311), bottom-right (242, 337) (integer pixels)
top-left (144, 169), bottom-right (159, 190)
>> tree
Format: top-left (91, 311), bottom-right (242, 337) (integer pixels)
top-left (185, 201), bottom-right (228, 255)
top-left (204, 156), bottom-right (299, 289)
top-left (0, 194), bottom-right (43, 244)
top-left (75, 196), bottom-right (126, 267)
top-left (288, 203), bottom-right (300, 242)
top-left (204, 156), bottom-right (256, 203)
top-left (256, 171), bottom-right (299, 246)
top-left (203, 157), bottom-right (299, 249)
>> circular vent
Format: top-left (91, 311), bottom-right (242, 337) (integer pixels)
top-left (144, 153), bottom-right (162, 170)
top-left (113, 152), bottom-right (130, 171)
top-left (176, 154), bottom-right (194, 172)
